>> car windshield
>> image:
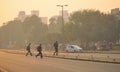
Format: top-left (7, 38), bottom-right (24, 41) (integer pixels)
top-left (72, 45), bottom-right (80, 48)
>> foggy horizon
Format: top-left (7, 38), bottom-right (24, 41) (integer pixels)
top-left (0, 0), bottom-right (120, 26)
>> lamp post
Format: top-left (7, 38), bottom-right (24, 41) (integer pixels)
top-left (57, 4), bottom-right (68, 34)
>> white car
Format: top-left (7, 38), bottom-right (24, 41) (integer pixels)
top-left (66, 45), bottom-right (83, 53)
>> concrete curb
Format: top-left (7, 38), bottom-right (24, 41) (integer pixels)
top-left (45, 55), bottom-right (120, 64)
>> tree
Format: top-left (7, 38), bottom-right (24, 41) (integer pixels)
top-left (22, 15), bottom-right (48, 43)
top-left (0, 20), bottom-right (25, 48)
top-left (64, 9), bottom-right (117, 43)
top-left (49, 16), bottom-right (62, 34)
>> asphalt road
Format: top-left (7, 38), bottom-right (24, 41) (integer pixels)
top-left (0, 51), bottom-right (120, 72)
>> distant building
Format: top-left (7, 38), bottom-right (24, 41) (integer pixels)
top-left (111, 8), bottom-right (120, 15)
top-left (41, 17), bottom-right (48, 24)
top-left (15, 10), bottom-right (40, 22)
top-left (111, 8), bottom-right (120, 20)
top-left (31, 10), bottom-right (39, 17)
top-left (15, 11), bottom-right (26, 22)
top-left (111, 8), bottom-right (120, 43)
top-left (59, 10), bottom-right (69, 23)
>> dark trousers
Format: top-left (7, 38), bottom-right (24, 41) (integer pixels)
top-left (26, 50), bottom-right (32, 56)
top-left (53, 49), bottom-right (58, 56)
top-left (53, 52), bottom-right (58, 56)
top-left (36, 51), bottom-right (43, 58)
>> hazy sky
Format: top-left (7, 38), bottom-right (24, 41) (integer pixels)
top-left (0, 0), bottom-right (120, 26)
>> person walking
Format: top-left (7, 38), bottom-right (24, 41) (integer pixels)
top-left (26, 43), bottom-right (32, 56)
top-left (35, 44), bottom-right (43, 59)
top-left (53, 41), bottom-right (58, 56)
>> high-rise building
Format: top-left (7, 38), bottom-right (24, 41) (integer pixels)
top-left (111, 8), bottom-right (120, 43)
top-left (15, 10), bottom-right (40, 22)
top-left (16, 11), bottom-right (26, 22)
top-left (59, 10), bottom-right (69, 23)
top-left (111, 8), bottom-right (120, 20)
top-left (111, 8), bottom-right (120, 15)
top-left (31, 10), bottom-right (39, 17)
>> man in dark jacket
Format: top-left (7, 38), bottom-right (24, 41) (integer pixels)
top-left (35, 44), bottom-right (43, 59)
top-left (53, 41), bottom-right (58, 56)
top-left (26, 43), bottom-right (32, 56)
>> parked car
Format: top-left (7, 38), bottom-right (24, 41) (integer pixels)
top-left (66, 45), bottom-right (83, 53)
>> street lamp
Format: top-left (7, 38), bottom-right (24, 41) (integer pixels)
top-left (57, 4), bottom-right (68, 34)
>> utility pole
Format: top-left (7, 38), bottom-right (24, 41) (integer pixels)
top-left (57, 4), bottom-right (68, 34)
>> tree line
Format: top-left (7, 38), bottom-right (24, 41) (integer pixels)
top-left (0, 9), bottom-right (119, 49)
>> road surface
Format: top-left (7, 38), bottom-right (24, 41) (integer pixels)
top-left (0, 51), bottom-right (120, 72)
